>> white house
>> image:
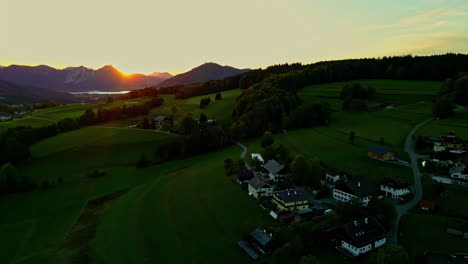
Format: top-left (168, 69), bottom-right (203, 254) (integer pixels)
top-left (380, 178), bottom-right (411, 200)
top-left (0, 112), bottom-right (12, 122)
top-left (337, 217), bottom-right (387, 257)
top-left (326, 168), bottom-right (347, 184)
top-left (332, 178), bottom-right (379, 206)
top-left (261, 160), bottom-right (289, 182)
top-left (251, 153), bottom-right (264, 164)
top-left (248, 177), bottom-right (273, 199)
top-left (451, 169), bottom-right (468, 186)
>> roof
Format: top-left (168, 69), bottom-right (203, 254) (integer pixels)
top-left (419, 200), bottom-right (436, 209)
top-left (274, 189), bottom-right (309, 203)
top-left (380, 178), bottom-right (410, 190)
top-left (237, 169), bottom-right (254, 182)
top-left (154, 115), bottom-right (167, 122)
top-left (248, 176), bottom-right (269, 190)
top-left (262, 160), bottom-right (285, 175)
top-left (251, 153), bottom-right (264, 163)
top-left (339, 217), bottom-right (387, 248)
top-left (0, 112), bottom-right (11, 117)
top-left (335, 178), bottom-right (379, 198)
top-left (250, 228), bottom-right (273, 246)
top-left (365, 146), bottom-right (393, 155)
top-left (326, 168), bottom-right (346, 177)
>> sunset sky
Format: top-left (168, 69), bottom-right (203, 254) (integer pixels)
top-left (1, 0), bottom-right (468, 74)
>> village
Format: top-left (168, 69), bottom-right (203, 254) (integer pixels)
top-left (232, 131), bottom-right (468, 262)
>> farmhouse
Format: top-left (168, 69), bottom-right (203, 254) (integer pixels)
top-left (380, 178), bottom-right (411, 200)
top-left (326, 168), bottom-right (348, 184)
top-left (261, 159), bottom-right (289, 182)
top-left (13, 107), bottom-right (29, 115)
top-left (434, 132), bottom-right (465, 152)
top-left (248, 177), bottom-right (273, 199)
top-left (332, 178), bottom-right (379, 206)
top-left (272, 189), bottom-right (310, 212)
top-left (154, 115), bottom-right (173, 126)
top-left (419, 200), bottom-right (436, 211)
top-left (334, 217), bottom-right (387, 257)
top-left (0, 112), bottom-right (12, 122)
top-left (251, 153), bottom-right (264, 164)
top-left (207, 117), bottom-right (217, 124)
top-left (365, 146), bottom-right (395, 161)
top-left (238, 228), bottom-right (276, 260)
top-left (236, 168), bottom-right (254, 184)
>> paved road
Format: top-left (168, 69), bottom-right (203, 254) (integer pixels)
top-left (235, 141), bottom-right (251, 170)
top-left (388, 118), bottom-right (433, 244)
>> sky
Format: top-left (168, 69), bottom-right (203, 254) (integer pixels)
top-left (1, 0), bottom-right (468, 74)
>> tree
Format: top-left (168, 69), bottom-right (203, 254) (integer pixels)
top-left (79, 109), bottom-right (97, 126)
top-left (200, 113), bottom-right (207, 123)
top-left (57, 118), bottom-right (80, 132)
top-left (251, 157), bottom-right (263, 171)
top-left (215, 92), bottom-right (222, 100)
top-left (433, 97), bottom-right (455, 118)
top-left (349, 131), bottom-right (355, 144)
top-left (179, 115), bottom-right (194, 135)
top-left (171, 104), bottom-right (178, 115)
top-left (275, 144), bottom-right (290, 164)
top-left (107, 96), bottom-right (114, 104)
top-left (298, 255), bottom-right (320, 264)
top-left (142, 117), bottom-right (150, 129)
top-left (224, 158), bottom-right (234, 176)
top-left (0, 162), bottom-right (21, 187)
top-left (136, 154), bottom-right (149, 168)
top-left (380, 137), bottom-right (385, 144)
top-left (307, 157), bottom-right (325, 187)
top-left (291, 155), bottom-right (309, 186)
top-left (370, 245), bottom-right (409, 264)
top-left (261, 131), bottom-right (274, 147)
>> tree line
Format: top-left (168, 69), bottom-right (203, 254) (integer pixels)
top-left (433, 72), bottom-right (468, 118)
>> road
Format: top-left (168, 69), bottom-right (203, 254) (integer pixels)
top-left (388, 118), bottom-right (433, 244)
top-left (235, 141), bottom-right (251, 170)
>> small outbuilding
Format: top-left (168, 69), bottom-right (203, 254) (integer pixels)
top-left (365, 146), bottom-right (395, 161)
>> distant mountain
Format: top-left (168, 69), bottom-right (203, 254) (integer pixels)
top-left (0, 80), bottom-right (76, 104)
top-left (150, 72), bottom-right (173, 80)
top-left (156, 63), bottom-right (250, 87)
top-left (0, 65), bottom-right (167, 92)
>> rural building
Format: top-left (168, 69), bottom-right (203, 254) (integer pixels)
top-left (236, 169), bottom-right (254, 184)
top-left (333, 217), bottom-right (387, 257)
top-left (154, 115), bottom-right (173, 126)
top-left (419, 200), bottom-right (436, 211)
top-left (379, 178), bottom-right (411, 200)
top-left (261, 159), bottom-right (289, 182)
top-left (0, 112), bottom-right (12, 122)
top-left (326, 168), bottom-right (348, 184)
top-left (434, 132), bottom-right (465, 152)
top-left (13, 107), bottom-right (29, 115)
top-left (251, 153), bottom-right (264, 164)
top-left (272, 189), bottom-right (310, 212)
top-left (365, 146), bottom-right (395, 161)
top-left (238, 228), bottom-right (276, 260)
top-left (248, 177), bottom-right (273, 199)
top-left (450, 169), bottom-right (468, 186)
top-left (332, 178), bottom-right (380, 206)
top-left (207, 118), bottom-right (217, 124)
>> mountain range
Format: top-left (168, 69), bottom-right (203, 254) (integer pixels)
top-left (0, 63), bottom-right (250, 94)
top-left (0, 80), bottom-right (76, 104)
top-left (156, 63), bottom-right (250, 87)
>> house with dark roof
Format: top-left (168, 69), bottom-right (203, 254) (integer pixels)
top-left (248, 176), bottom-right (273, 199)
top-left (154, 115), bottom-right (173, 126)
top-left (261, 160), bottom-right (289, 182)
top-left (334, 217), bottom-right (387, 256)
top-left (238, 228), bottom-right (276, 260)
top-left (0, 112), bottom-right (12, 122)
top-left (332, 178), bottom-right (380, 206)
top-left (326, 168), bottom-right (348, 184)
top-left (236, 169), bottom-right (255, 184)
top-left (365, 146), bottom-right (395, 161)
top-left (272, 189), bottom-right (310, 212)
top-left (380, 178), bottom-right (411, 200)
top-left (434, 131), bottom-right (465, 152)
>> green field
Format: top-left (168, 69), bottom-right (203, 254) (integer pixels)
top-left (400, 213), bottom-right (468, 259)
top-left (415, 107), bottom-right (468, 140)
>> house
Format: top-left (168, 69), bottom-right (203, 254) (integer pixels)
top-left (335, 217), bottom-right (387, 257)
top-left (207, 118), bottom-right (217, 124)
top-left (238, 228), bottom-right (276, 260)
top-left (333, 178), bottom-right (380, 206)
top-left (248, 177), bottom-right (273, 199)
top-left (154, 115), bottom-right (173, 126)
top-left (380, 178), bottom-right (411, 200)
top-left (365, 146), bottom-right (395, 161)
top-left (419, 200), bottom-right (436, 211)
top-left (13, 107), bottom-right (29, 115)
top-left (261, 159), bottom-right (289, 182)
top-left (0, 112), bottom-right (12, 122)
top-left (251, 153), bottom-right (265, 164)
top-left (425, 252), bottom-right (468, 264)
top-left (434, 132), bottom-right (465, 152)
top-left (326, 168), bottom-right (347, 184)
top-left (272, 189), bottom-right (310, 212)
top-left (237, 169), bottom-right (255, 184)
top-left (450, 169), bottom-right (468, 186)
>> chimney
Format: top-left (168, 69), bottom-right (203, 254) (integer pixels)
top-left (358, 181), bottom-right (361, 188)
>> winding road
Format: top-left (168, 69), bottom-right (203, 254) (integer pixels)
top-left (388, 118), bottom-right (433, 244)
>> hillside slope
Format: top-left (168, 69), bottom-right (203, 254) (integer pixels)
top-left (0, 79), bottom-right (76, 104)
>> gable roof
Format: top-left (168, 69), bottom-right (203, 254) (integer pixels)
top-left (339, 217), bottom-right (387, 248)
top-left (248, 176), bottom-right (270, 190)
top-left (154, 115), bottom-right (167, 122)
top-left (335, 178), bottom-right (379, 198)
top-left (326, 168), bottom-right (346, 177)
top-left (380, 178), bottom-right (410, 190)
top-left (262, 160), bottom-right (285, 175)
top-left (365, 146), bottom-right (393, 155)
top-left (251, 153), bottom-right (264, 163)
top-left (274, 189), bottom-right (309, 203)
top-left (237, 169), bottom-right (254, 182)
top-left (250, 228), bottom-right (273, 246)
